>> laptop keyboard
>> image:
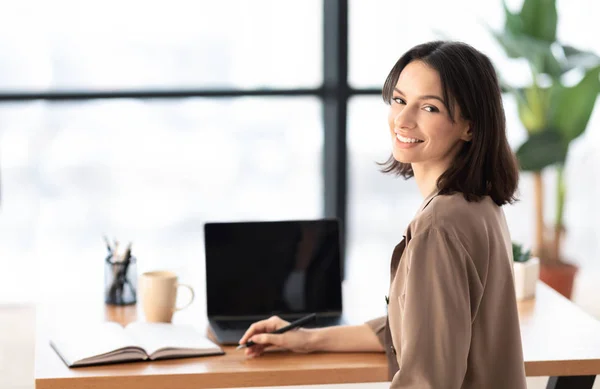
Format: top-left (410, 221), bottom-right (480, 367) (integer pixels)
top-left (311, 316), bottom-right (342, 327)
top-left (215, 316), bottom-right (343, 331)
top-left (217, 320), bottom-right (257, 330)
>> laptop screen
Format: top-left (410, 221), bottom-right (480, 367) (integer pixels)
top-left (204, 219), bottom-right (343, 318)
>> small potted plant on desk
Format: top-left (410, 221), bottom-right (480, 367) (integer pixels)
top-left (513, 242), bottom-right (540, 301)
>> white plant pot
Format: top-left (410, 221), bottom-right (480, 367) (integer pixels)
top-left (513, 257), bottom-right (540, 301)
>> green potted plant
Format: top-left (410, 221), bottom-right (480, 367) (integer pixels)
top-left (512, 242), bottom-right (539, 300)
top-left (491, 0), bottom-right (600, 298)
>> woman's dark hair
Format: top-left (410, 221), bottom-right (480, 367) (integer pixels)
top-left (380, 40), bottom-right (519, 206)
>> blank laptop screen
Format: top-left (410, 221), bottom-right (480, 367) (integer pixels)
top-left (204, 219), bottom-right (343, 318)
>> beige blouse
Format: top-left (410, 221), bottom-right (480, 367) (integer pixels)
top-left (367, 191), bottom-right (526, 389)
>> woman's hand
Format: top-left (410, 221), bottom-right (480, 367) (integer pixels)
top-left (238, 316), bottom-right (315, 357)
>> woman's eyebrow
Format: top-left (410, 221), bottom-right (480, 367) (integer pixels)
top-left (394, 88), bottom-right (445, 104)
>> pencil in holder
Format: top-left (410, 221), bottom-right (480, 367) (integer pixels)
top-left (104, 254), bottom-right (137, 305)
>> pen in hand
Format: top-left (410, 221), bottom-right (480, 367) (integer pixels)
top-left (237, 313), bottom-right (317, 350)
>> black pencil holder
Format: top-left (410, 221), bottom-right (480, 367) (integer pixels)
top-left (104, 255), bottom-right (137, 305)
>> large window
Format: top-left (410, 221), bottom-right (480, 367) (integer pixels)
top-left (0, 98), bottom-right (322, 302)
top-left (1, 0), bottom-right (599, 308)
top-left (0, 1), bottom-right (324, 304)
top-left (0, 1), bottom-right (322, 91)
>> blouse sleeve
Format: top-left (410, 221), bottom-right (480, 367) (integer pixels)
top-left (390, 228), bottom-right (476, 389)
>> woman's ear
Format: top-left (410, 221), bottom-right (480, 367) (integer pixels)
top-left (461, 123), bottom-right (473, 142)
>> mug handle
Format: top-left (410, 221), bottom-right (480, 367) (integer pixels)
top-left (174, 283), bottom-right (195, 311)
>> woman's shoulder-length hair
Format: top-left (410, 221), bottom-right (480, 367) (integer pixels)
top-left (380, 40), bottom-right (519, 206)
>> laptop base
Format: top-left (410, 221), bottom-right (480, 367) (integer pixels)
top-left (208, 316), bottom-right (345, 345)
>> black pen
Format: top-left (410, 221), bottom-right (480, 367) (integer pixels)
top-left (236, 313), bottom-right (317, 350)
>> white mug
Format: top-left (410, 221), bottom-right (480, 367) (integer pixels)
top-left (139, 270), bottom-right (195, 323)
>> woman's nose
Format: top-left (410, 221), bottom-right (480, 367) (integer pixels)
top-left (394, 107), bottom-right (417, 129)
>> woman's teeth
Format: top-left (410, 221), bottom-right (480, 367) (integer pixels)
top-left (396, 134), bottom-right (424, 143)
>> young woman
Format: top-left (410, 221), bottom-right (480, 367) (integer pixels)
top-left (239, 41), bottom-right (527, 389)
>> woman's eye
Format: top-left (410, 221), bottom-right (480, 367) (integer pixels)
top-left (424, 105), bottom-right (439, 113)
top-left (392, 97), bottom-right (406, 105)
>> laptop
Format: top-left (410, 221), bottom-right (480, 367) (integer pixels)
top-left (204, 219), bottom-right (345, 345)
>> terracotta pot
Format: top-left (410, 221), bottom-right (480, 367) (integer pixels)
top-left (539, 261), bottom-right (578, 299)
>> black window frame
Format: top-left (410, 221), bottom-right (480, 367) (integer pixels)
top-left (0, 0), bottom-right (382, 274)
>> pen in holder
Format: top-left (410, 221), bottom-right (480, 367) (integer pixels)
top-left (104, 243), bottom-right (137, 306)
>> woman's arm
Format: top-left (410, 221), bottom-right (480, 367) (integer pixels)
top-left (309, 323), bottom-right (385, 352)
top-left (239, 316), bottom-right (384, 357)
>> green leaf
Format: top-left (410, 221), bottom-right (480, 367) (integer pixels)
top-left (561, 45), bottom-right (600, 74)
top-left (492, 31), bottom-right (561, 76)
top-left (516, 85), bottom-right (551, 133)
top-left (491, 31), bottom-right (522, 59)
top-left (540, 47), bottom-right (562, 77)
top-left (550, 65), bottom-right (600, 141)
top-left (520, 0), bottom-right (557, 42)
top-left (502, 0), bottom-right (523, 35)
top-left (515, 131), bottom-right (568, 171)
top-left (512, 242), bottom-right (531, 262)
top-left (492, 31), bottom-right (533, 59)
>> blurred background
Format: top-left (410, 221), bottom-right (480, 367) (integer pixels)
top-left (1, 0), bottom-right (600, 387)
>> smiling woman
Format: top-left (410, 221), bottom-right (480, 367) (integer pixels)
top-left (379, 41), bottom-right (519, 207)
top-left (371, 40), bottom-right (524, 389)
top-left (387, 61), bottom-right (471, 172)
top-left (238, 41), bottom-right (527, 389)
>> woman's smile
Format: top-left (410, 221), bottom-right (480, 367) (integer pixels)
top-left (394, 132), bottom-right (425, 149)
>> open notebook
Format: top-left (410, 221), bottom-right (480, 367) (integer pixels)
top-left (50, 321), bottom-right (224, 368)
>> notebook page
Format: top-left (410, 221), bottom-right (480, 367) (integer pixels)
top-left (124, 322), bottom-right (220, 357)
top-left (50, 321), bottom-right (142, 365)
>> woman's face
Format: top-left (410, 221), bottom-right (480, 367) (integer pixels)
top-left (388, 60), bottom-right (471, 171)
